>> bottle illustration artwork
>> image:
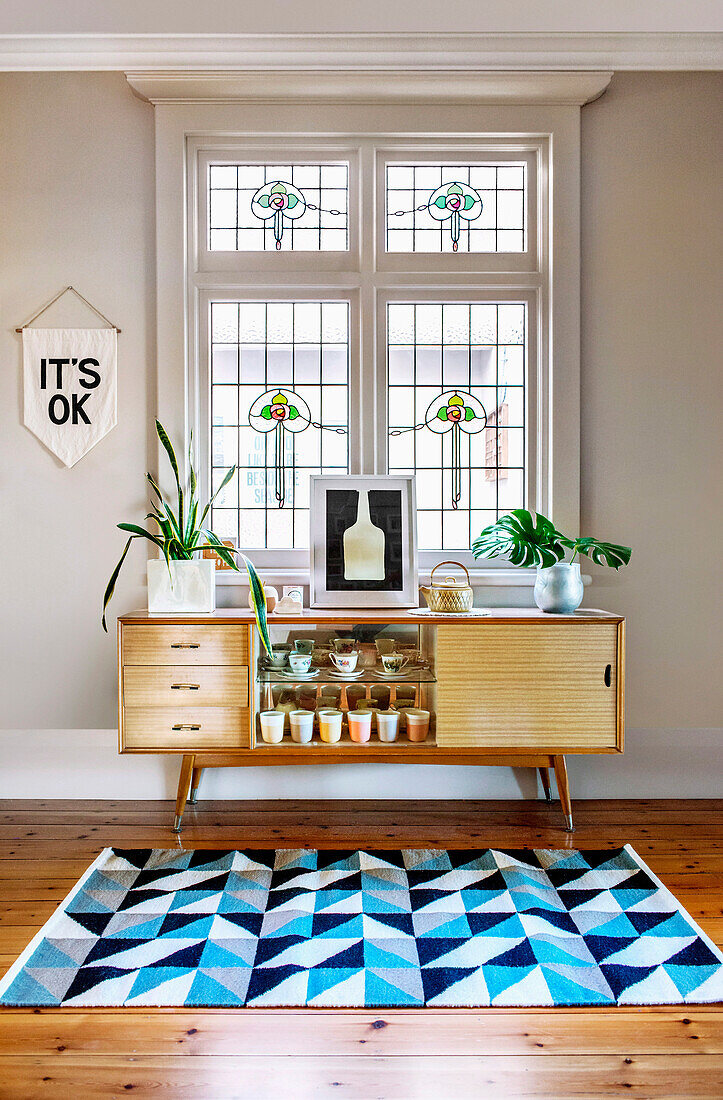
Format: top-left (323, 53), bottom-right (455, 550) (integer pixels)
top-left (343, 489), bottom-right (385, 581)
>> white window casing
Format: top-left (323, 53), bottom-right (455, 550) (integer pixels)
top-left (130, 70), bottom-right (611, 586)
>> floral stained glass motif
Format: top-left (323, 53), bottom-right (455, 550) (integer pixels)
top-left (386, 164), bottom-right (526, 254)
top-left (387, 302), bottom-right (526, 552)
top-left (211, 301), bottom-right (349, 550)
top-left (209, 164), bottom-right (349, 252)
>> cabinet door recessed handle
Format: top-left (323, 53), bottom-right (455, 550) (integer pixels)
top-left (172, 723), bottom-right (201, 731)
top-left (170, 642), bottom-right (200, 649)
top-left (171, 684), bottom-right (200, 691)
top-left (604, 664), bottom-right (612, 687)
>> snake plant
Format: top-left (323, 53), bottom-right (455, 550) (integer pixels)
top-left (101, 420), bottom-right (273, 654)
top-left (472, 508), bottom-right (631, 570)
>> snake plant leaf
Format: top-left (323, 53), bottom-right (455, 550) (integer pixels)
top-left (188, 430), bottom-right (197, 503)
top-left (156, 419), bottom-right (184, 539)
top-left (572, 538), bottom-right (632, 570)
top-left (241, 553), bottom-right (272, 657)
top-left (101, 536), bottom-right (134, 632)
top-left (116, 522), bottom-right (166, 548)
top-left (472, 508), bottom-right (566, 568)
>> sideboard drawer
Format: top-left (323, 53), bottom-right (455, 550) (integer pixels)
top-left (122, 625), bottom-right (249, 666)
top-left (123, 666), bottom-right (249, 708)
top-left (435, 623), bottom-right (621, 750)
top-left (123, 707), bottom-right (249, 751)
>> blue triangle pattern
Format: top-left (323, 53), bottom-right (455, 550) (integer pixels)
top-left (0, 845), bottom-right (721, 1007)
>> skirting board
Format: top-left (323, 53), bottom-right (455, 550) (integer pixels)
top-left (0, 728), bottom-right (721, 800)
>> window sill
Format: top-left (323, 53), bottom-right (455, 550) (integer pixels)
top-left (215, 567), bottom-right (591, 588)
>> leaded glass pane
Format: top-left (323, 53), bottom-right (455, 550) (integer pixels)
top-left (208, 164), bottom-right (349, 252)
top-left (385, 164), bottom-right (526, 254)
top-left (387, 302), bottom-right (526, 551)
top-left (210, 301), bottom-right (349, 550)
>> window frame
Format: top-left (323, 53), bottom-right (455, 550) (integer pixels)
top-left (144, 78), bottom-right (592, 589)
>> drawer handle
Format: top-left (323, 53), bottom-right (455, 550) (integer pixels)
top-left (170, 642), bottom-right (200, 649)
top-left (171, 684), bottom-right (200, 691)
top-left (604, 664), bottom-right (612, 687)
top-left (172, 723), bottom-right (201, 731)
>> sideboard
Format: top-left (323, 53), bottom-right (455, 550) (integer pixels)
top-left (117, 608), bottom-right (625, 833)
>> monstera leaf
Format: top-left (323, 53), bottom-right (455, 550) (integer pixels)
top-left (472, 509), bottom-right (567, 569)
top-left (565, 537), bottom-right (631, 570)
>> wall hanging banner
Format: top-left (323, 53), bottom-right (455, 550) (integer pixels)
top-left (22, 328), bottom-right (117, 467)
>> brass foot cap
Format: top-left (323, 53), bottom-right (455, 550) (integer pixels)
top-left (173, 814), bottom-right (182, 833)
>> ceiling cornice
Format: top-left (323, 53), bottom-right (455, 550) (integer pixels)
top-left (124, 70), bottom-right (613, 106)
top-left (0, 32), bottom-right (720, 73)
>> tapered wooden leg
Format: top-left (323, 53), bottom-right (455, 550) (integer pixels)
top-left (553, 754), bottom-right (574, 832)
top-left (538, 766), bottom-right (552, 803)
top-left (188, 766), bottom-right (204, 804)
top-left (174, 754), bottom-right (195, 833)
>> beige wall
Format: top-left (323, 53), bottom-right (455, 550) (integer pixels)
top-left (580, 71), bottom-right (723, 729)
top-left (0, 71), bottom-right (720, 792)
top-left (0, 73), bottom-right (155, 727)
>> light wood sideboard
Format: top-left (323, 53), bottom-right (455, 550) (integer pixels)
top-left (117, 608), bottom-right (625, 832)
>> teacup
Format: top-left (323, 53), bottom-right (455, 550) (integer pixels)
top-left (333, 638), bottom-right (356, 654)
top-left (288, 652), bottom-right (312, 674)
top-left (330, 650), bottom-right (358, 673)
top-left (381, 652), bottom-right (409, 675)
top-left (265, 650), bottom-right (288, 669)
top-left (294, 639), bottom-right (314, 655)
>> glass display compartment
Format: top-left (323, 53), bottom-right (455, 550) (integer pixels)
top-left (252, 621), bottom-right (437, 749)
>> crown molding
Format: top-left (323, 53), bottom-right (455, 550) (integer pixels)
top-left (0, 32), bottom-right (720, 73)
top-left (124, 69), bottom-right (613, 106)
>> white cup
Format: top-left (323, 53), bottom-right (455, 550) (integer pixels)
top-left (348, 709), bottom-right (373, 743)
top-left (259, 710), bottom-right (285, 744)
top-left (288, 651), bottom-right (312, 674)
top-left (381, 652), bottom-right (409, 674)
top-left (376, 710), bottom-right (400, 742)
top-left (318, 708), bottom-right (343, 743)
top-left (330, 651), bottom-right (358, 673)
top-left (289, 709), bottom-right (314, 744)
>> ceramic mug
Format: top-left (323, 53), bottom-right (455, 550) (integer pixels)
top-left (381, 652), bottom-right (409, 674)
top-left (376, 710), bottom-right (399, 743)
top-left (294, 639), bottom-right (314, 655)
top-left (318, 708), bottom-right (343, 744)
top-left (259, 710), bottom-right (285, 744)
top-left (289, 709), bottom-right (314, 744)
top-left (288, 652), bottom-right (312, 674)
top-left (330, 651), bottom-right (358, 673)
top-left (405, 708), bottom-right (430, 743)
top-left (347, 709), bottom-right (373, 743)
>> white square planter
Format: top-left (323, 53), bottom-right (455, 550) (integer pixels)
top-left (147, 559), bottom-right (216, 614)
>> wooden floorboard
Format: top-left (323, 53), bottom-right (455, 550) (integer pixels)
top-left (0, 798), bottom-right (720, 1099)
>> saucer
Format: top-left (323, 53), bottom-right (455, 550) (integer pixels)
top-left (279, 669), bottom-right (319, 680)
top-left (327, 669), bottom-right (364, 680)
top-left (376, 668), bottom-right (413, 679)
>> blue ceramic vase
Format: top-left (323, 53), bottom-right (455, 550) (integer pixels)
top-left (533, 562), bottom-right (584, 614)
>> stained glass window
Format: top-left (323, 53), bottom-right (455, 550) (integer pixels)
top-left (208, 164), bottom-right (349, 252)
top-left (387, 302), bottom-right (526, 551)
top-left (210, 301), bottom-right (349, 549)
top-left (385, 164), bottom-right (526, 253)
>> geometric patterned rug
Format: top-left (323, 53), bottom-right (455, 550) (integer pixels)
top-left (1, 845), bottom-right (721, 1007)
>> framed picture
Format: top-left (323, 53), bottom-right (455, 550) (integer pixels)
top-left (309, 475), bottom-right (418, 608)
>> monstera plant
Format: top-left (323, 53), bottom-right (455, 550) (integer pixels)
top-left (472, 509), bottom-right (631, 570)
top-left (101, 419), bottom-right (273, 654)
top-left (472, 509), bottom-right (631, 613)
